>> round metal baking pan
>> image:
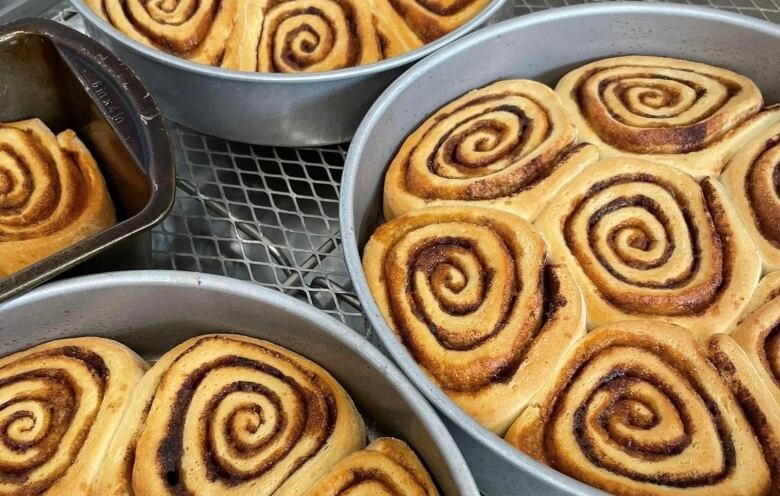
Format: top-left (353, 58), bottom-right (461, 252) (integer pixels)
top-left (0, 270), bottom-right (479, 496)
top-left (340, 4), bottom-right (780, 494)
top-left (68, 0), bottom-right (512, 147)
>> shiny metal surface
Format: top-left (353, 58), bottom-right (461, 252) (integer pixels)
top-left (68, 0), bottom-right (512, 147)
top-left (0, 270), bottom-right (479, 496)
top-left (0, 18), bottom-right (174, 304)
top-left (0, 0), bottom-right (60, 22)
top-left (340, 4), bottom-right (780, 495)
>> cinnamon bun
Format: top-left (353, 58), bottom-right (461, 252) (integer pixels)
top-left (0, 337), bottom-right (147, 495)
top-left (0, 119), bottom-right (116, 277)
top-left (729, 273), bottom-right (780, 407)
top-left (709, 334), bottom-right (780, 495)
top-left (95, 334), bottom-right (365, 496)
top-left (383, 79), bottom-right (599, 222)
top-left (557, 56), bottom-right (780, 177)
top-left (535, 157), bottom-right (761, 340)
top-left (506, 321), bottom-right (770, 496)
top-left (303, 437), bottom-right (438, 495)
top-left (363, 206), bottom-right (586, 433)
top-left (721, 111), bottom-right (780, 273)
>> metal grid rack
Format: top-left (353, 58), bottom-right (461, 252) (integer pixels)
top-left (48, 0), bottom-right (780, 336)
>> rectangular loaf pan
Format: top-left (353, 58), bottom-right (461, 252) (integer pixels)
top-left (0, 18), bottom-right (175, 304)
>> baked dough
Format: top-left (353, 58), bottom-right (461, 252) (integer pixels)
top-left (0, 337), bottom-right (147, 495)
top-left (506, 321), bottom-right (770, 496)
top-left (85, 0), bottom-right (492, 73)
top-left (721, 112), bottom-right (780, 273)
top-left (383, 79), bottom-right (599, 222)
top-left (302, 437), bottom-right (439, 495)
top-left (535, 157), bottom-right (761, 340)
top-left (728, 273), bottom-right (780, 406)
top-left (95, 334), bottom-right (365, 496)
top-left (0, 119), bottom-right (116, 277)
top-left (363, 206), bottom-right (585, 434)
top-left (557, 55), bottom-right (780, 177)
top-left (708, 333), bottom-right (780, 496)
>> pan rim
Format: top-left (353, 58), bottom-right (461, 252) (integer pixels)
top-left (68, 0), bottom-right (512, 84)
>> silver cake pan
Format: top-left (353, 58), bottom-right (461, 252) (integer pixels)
top-left (340, 3), bottom-right (780, 495)
top-left (0, 270), bottom-right (479, 496)
top-left (69, 0), bottom-right (512, 147)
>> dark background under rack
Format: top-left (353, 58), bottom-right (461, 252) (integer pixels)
top-left (47, 0), bottom-right (780, 336)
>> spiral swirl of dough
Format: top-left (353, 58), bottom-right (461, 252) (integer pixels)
top-left (373, 0), bottom-right (492, 42)
top-left (384, 80), bottom-right (599, 222)
top-left (257, 0), bottom-right (382, 73)
top-left (86, 0), bottom-right (241, 66)
top-left (506, 321), bottom-right (770, 496)
top-left (708, 333), bottom-right (780, 496)
top-left (95, 334), bottom-right (365, 496)
top-left (557, 56), bottom-right (780, 177)
top-left (0, 338), bottom-right (147, 496)
top-left (726, 273), bottom-right (780, 405)
top-left (722, 112), bottom-right (780, 272)
top-left (535, 157), bottom-right (761, 340)
top-left (0, 119), bottom-right (115, 277)
top-left (363, 206), bottom-right (586, 433)
top-left (302, 438), bottom-right (439, 496)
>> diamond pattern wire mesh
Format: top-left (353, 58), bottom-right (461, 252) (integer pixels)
top-left (47, 0), bottom-right (780, 336)
top-left (158, 130), bottom-right (363, 331)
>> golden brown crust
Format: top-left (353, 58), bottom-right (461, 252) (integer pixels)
top-left (721, 112), bottom-right (780, 273)
top-left (0, 119), bottom-right (116, 277)
top-left (730, 273), bottom-right (780, 407)
top-left (742, 272), bottom-right (780, 322)
top-left (96, 334), bottom-right (365, 496)
top-left (556, 55), bottom-right (780, 177)
top-left (256, 0), bottom-right (382, 73)
top-left (535, 157), bottom-right (761, 340)
top-left (302, 437), bottom-right (439, 495)
top-left (383, 80), bottom-right (600, 222)
top-left (86, 0), bottom-right (491, 73)
top-left (0, 337), bottom-right (148, 495)
top-left (370, 0), bottom-right (424, 58)
top-left (708, 334), bottom-right (780, 496)
top-left (376, 0), bottom-right (491, 42)
top-left (363, 206), bottom-right (585, 433)
top-left (505, 321), bottom-right (770, 496)
top-left (94, 0), bottom-right (241, 66)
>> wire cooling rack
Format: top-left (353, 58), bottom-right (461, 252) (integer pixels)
top-left (46, 0), bottom-right (780, 336)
